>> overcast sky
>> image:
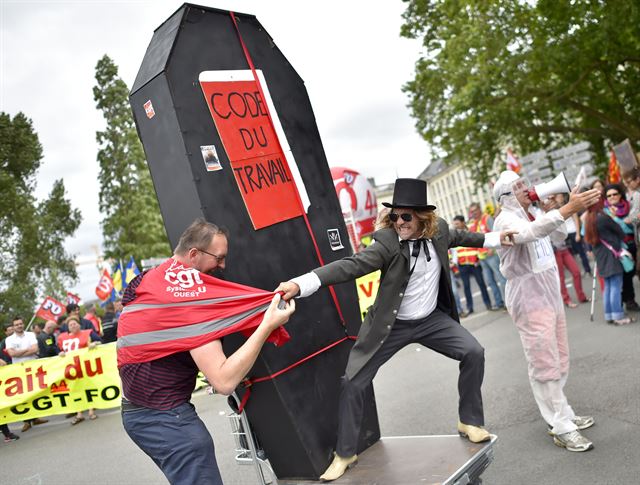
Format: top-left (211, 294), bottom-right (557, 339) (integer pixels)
top-left (1, 0), bottom-right (431, 301)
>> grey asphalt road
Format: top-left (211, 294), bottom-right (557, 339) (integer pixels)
top-left (2, 273), bottom-right (639, 485)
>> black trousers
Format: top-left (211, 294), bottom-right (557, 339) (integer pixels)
top-left (335, 309), bottom-right (485, 457)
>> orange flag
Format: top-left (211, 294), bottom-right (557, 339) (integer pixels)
top-left (608, 150), bottom-right (621, 183)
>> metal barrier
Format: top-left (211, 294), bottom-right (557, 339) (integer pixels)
top-left (227, 392), bottom-right (278, 485)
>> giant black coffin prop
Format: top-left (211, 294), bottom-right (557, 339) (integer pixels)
top-left (129, 4), bottom-right (379, 480)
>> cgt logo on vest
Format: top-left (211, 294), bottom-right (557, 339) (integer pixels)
top-left (165, 266), bottom-right (207, 298)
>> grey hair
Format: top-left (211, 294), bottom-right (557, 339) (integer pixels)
top-left (174, 218), bottom-right (228, 255)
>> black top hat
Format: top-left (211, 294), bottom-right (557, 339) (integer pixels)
top-left (382, 178), bottom-right (436, 211)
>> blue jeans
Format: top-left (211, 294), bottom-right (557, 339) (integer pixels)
top-left (567, 232), bottom-right (592, 274)
top-left (479, 254), bottom-right (505, 307)
top-left (603, 273), bottom-right (624, 321)
top-left (122, 402), bottom-right (223, 485)
top-left (458, 264), bottom-right (492, 311)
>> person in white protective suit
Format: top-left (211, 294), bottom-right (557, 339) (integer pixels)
top-left (492, 170), bottom-right (601, 452)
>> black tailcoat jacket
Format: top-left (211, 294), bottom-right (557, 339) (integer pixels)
top-left (314, 219), bottom-right (486, 379)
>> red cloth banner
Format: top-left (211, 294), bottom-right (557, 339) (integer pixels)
top-left (36, 296), bottom-right (66, 322)
top-left (199, 72), bottom-right (304, 229)
top-left (117, 258), bottom-right (290, 365)
top-left (95, 270), bottom-right (114, 301)
top-left (66, 291), bottom-right (81, 305)
top-left (506, 149), bottom-right (522, 173)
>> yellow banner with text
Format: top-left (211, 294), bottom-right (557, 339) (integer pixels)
top-left (0, 343), bottom-right (121, 425)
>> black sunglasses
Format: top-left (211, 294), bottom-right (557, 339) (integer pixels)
top-left (389, 212), bottom-right (413, 223)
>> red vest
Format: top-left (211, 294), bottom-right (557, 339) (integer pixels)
top-left (85, 314), bottom-right (102, 335)
top-left (468, 213), bottom-right (491, 259)
top-left (456, 247), bottom-right (479, 265)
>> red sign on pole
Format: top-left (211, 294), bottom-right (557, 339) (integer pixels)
top-left (199, 71), bottom-right (304, 230)
top-left (95, 270), bottom-right (114, 301)
top-left (36, 296), bottom-right (66, 322)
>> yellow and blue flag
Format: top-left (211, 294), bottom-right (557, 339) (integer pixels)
top-left (125, 256), bottom-right (141, 284)
top-left (112, 262), bottom-right (125, 294)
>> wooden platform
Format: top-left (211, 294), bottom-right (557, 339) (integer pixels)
top-left (279, 434), bottom-right (497, 485)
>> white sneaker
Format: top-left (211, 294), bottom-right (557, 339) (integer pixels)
top-left (572, 415), bottom-right (595, 430)
top-left (553, 430), bottom-right (594, 452)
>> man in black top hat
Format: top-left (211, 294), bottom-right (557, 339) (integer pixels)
top-left (277, 178), bottom-right (516, 481)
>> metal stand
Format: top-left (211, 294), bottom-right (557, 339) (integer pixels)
top-left (590, 262), bottom-right (598, 321)
top-left (227, 393), bottom-right (278, 485)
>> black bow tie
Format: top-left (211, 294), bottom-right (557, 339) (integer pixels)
top-left (405, 238), bottom-right (431, 262)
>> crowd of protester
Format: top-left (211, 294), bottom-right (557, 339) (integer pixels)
top-left (450, 170), bottom-right (640, 326)
top-left (0, 301), bottom-right (123, 442)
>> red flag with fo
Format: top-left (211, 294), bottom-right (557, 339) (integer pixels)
top-left (117, 258), bottom-right (290, 366)
top-left (608, 150), bottom-right (621, 183)
top-left (95, 269), bottom-right (114, 301)
top-left (66, 291), bottom-right (81, 305)
top-left (36, 296), bottom-right (65, 322)
top-left (506, 149), bottom-right (521, 173)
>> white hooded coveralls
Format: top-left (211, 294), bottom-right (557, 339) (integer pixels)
top-left (493, 181), bottom-right (578, 435)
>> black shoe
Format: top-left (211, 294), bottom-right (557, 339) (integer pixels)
top-left (625, 301), bottom-right (640, 312)
top-left (4, 433), bottom-right (19, 443)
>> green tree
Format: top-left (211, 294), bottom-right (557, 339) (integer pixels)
top-left (93, 55), bottom-right (170, 265)
top-left (0, 112), bottom-right (81, 320)
top-left (401, 0), bottom-right (640, 182)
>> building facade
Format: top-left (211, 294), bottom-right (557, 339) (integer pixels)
top-left (418, 160), bottom-right (494, 224)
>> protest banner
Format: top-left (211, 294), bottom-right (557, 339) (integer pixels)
top-left (355, 271), bottom-right (381, 320)
top-left (0, 343), bottom-right (121, 425)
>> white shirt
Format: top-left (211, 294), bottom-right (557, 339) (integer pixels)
top-left (397, 239), bottom-right (440, 319)
top-left (5, 332), bottom-right (38, 364)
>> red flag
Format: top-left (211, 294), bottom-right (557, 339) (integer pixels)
top-left (36, 296), bottom-right (66, 322)
top-left (608, 150), bottom-right (621, 183)
top-left (95, 269), bottom-right (114, 301)
top-left (506, 149), bottom-right (521, 173)
top-left (117, 258), bottom-right (290, 366)
top-left (66, 291), bottom-right (81, 305)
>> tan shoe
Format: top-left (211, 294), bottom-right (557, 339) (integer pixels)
top-left (21, 422), bottom-right (32, 433)
top-left (319, 452), bottom-right (358, 481)
top-left (458, 421), bottom-right (490, 443)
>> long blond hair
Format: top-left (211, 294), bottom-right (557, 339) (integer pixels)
top-left (375, 208), bottom-right (438, 239)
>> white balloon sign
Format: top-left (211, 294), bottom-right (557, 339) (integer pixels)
top-left (330, 167), bottom-right (378, 244)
